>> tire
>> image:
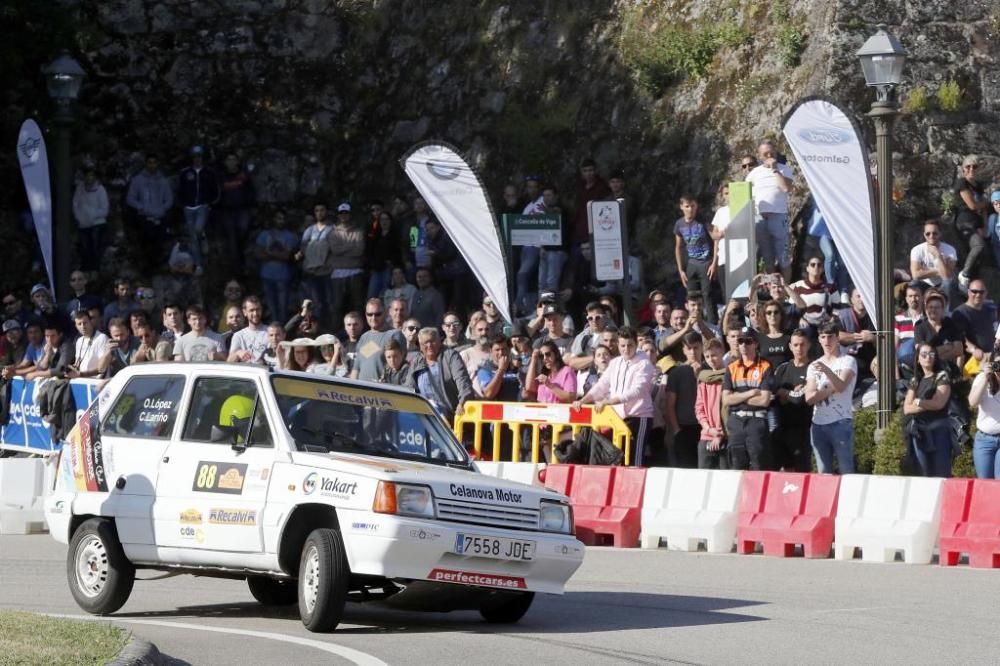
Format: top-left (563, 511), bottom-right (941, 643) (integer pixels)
top-left (66, 518), bottom-right (135, 615)
top-left (297, 528), bottom-right (350, 632)
top-left (479, 591), bottom-right (535, 623)
top-left (247, 576), bottom-right (298, 605)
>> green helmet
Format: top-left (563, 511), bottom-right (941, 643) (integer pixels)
top-left (219, 394), bottom-right (254, 428)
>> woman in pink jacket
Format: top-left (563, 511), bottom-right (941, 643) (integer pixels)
top-left (573, 327), bottom-right (658, 465)
top-left (695, 338), bottom-right (728, 469)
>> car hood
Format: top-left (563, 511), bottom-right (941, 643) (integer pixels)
top-left (291, 451), bottom-right (564, 510)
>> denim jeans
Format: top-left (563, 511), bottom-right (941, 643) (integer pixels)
top-left (262, 278), bottom-right (291, 322)
top-left (219, 208), bottom-right (250, 275)
top-left (818, 234), bottom-right (850, 293)
top-left (910, 419), bottom-right (953, 478)
top-left (367, 267), bottom-right (391, 300)
top-left (538, 249), bottom-right (567, 294)
top-left (516, 246), bottom-right (540, 312)
top-left (811, 418), bottom-right (855, 474)
top-left (184, 205), bottom-right (210, 266)
top-left (973, 430), bottom-right (1000, 479)
top-left (78, 224), bottom-right (105, 272)
top-left (756, 212), bottom-right (790, 270)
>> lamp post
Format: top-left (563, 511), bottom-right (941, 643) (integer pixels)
top-left (857, 26), bottom-right (907, 431)
top-left (43, 50), bottom-right (85, 304)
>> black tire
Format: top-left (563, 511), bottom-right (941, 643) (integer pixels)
top-left (297, 528), bottom-right (350, 632)
top-left (66, 518), bottom-right (135, 615)
top-left (479, 591), bottom-right (535, 623)
top-left (247, 576), bottom-right (298, 605)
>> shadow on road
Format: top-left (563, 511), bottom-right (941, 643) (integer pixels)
top-left (114, 590), bottom-right (767, 634)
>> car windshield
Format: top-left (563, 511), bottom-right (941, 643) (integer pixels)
top-left (271, 376), bottom-right (470, 466)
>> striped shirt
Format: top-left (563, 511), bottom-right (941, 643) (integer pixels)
top-left (791, 278), bottom-right (839, 326)
top-left (894, 310), bottom-right (924, 341)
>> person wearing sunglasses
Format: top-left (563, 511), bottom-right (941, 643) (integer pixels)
top-left (1, 292), bottom-right (31, 330)
top-left (402, 318), bottom-right (422, 364)
top-left (903, 342), bottom-right (954, 477)
top-left (745, 140), bottom-right (794, 283)
top-left (789, 256), bottom-right (838, 332)
top-left (350, 297), bottom-right (406, 382)
top-left (440, 312), bottom-right (468, 351)
top-left (805, 321), bottom-right (857, 474)
top-left (567, 302), bottom-right (614, 371)
top-left (952, 155), bottom-right (989, 290)
top-left (913, 289), bottom-right (964, 367)
top-left (909, 219), bottom-right (957, 295)
top-left (968, 351), bottom-right (1000, 479)
top-left (721, 327), bottom-right (774, 470)
top-left (951, 278), bottom-right (994, 374)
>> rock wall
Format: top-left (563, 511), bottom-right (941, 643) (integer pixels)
top-left (2, 0), bottom-right (998, 289)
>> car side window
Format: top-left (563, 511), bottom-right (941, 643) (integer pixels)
top-left (181, 377), bottom-right (272, 447)
top-left (102, 375), bottom-right (185, 439)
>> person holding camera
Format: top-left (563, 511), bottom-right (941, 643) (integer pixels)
top-left (968, 353), bottom-right (1000, 479)
top-left (903, 342), bottom-right (954, 477)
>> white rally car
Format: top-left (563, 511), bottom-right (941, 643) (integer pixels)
top-left (45, 364), bottom-right (583, 632)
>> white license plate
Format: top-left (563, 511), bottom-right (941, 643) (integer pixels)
top-left (454, 533), bottom-right (535, 561)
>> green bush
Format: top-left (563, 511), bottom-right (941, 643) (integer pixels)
top-left (936, 80), bottom-right (962, 112)
top-left (903, 85), bottom-right (929, 113)
top-left (776, 24), bottom-right (806, 67)
top-left (872, 410), bottom-right (909, 475)
top-left (853, 408), bottom-right (877, 473)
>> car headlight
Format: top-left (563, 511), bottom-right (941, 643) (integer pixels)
top-left (539, 500), bottom-right (573, 534)
top-left (373, 481), bottom-right (436, 519)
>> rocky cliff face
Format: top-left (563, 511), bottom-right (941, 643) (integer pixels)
top-left (2, 0), bottom-right (998, 288)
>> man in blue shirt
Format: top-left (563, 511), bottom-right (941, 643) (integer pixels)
top-left (255, 209), bottom-right (299, 321)
top-left (673, 194), bottom-right (718, 323)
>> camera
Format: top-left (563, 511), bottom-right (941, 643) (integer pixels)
top-left (989, 361), bottom-right (1000, 374)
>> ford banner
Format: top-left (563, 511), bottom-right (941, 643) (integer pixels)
top-left (0, 377), bottom-right (101, 454)
top-left (782, 98), bottom-right (877, 325)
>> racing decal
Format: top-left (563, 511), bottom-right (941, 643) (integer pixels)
top-left (66, 403), bottom-right (108, 492)
top-left (427, 568), bottom-right (527, 590)
top-left (272, 377), bottom-right (433, 415)
top-left (408, 527), bottom-right (443, 543)
top-left (302, 471), bottom-right (358, 499)
top-left (448, 483), bottom-right (523, 504)
top-left (350, 521), bottom-right (379, 532)
top-left (179, 526), bottom-right (205, 543)
top-left (191, 461), bottom-right (248, 494)
top-left (208, 508), bottom-right (257, 526)
top-left (179, 508), bottom-right (203, 524)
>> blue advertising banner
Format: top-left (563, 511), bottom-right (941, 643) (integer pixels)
top-left (0, 377), bottom-right (101, 454)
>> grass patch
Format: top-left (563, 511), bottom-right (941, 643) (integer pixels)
top-left (903, 85), bottom-right (929, 114)
top-left (0, 611), bottom-right (129, 666)
top-left (936, 80), bottom-right (962, 112)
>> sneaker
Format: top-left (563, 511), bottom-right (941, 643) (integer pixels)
top-left (958, 272), bottom-right (970, 289)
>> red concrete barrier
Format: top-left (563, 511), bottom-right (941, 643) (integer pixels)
top-left (736, 471), bottom-right (840, 558)
top-left (939, 478), bottom-right (1000, 568)
top-left (545, 465), bottom-right (646, 548)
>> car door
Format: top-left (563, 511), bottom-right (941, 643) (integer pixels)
top-left (153, 374), bottom-right (275, 554)
top-left (98, 374), bottom-right (187, 546)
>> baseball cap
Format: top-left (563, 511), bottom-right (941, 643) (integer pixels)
top-left (30, 284), bottom-right (49, 297)
top-left (337, 202), bottom-right (352, 213)
top-left (542, 304), bottom-right (565, 317)
top-left (2, 320), bottom-right (21, 333)
top-left (991, 191), bottom-right (1000, 203)
top-left (508, 321), bottom-right (529, 339)
top-left (191, 145), bottom-right (204, 155)
top-left (538, 291), bottom-right (557, 304)
top-left (737, 326), bottom-right (758, 342)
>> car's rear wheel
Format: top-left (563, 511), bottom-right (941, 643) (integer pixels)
top-left (67, 518), bottom-right (135, 615)
top-left (247, 576), bottom-right (297, 605)
top-left (479, 591), bottom-right (535, 623)
top-left (297, 528), bottom-right (350, 632)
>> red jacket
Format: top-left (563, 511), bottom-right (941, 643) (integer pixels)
top-left (695, 378), bottom-right (724, 443)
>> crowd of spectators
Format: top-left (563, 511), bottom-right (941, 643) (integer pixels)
top-left (5, 141), bottom-right (1000, 480)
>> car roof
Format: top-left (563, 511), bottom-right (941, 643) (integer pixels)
top-left (113, 362), bottom-right (418, 398)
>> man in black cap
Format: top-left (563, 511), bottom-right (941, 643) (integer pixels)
top-left (721, 326), bottom-right (774, 470)
top-left (532, 303), bottom-right (573, 359)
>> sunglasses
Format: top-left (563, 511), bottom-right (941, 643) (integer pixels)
top-left (924, 231), bottom-right (939, 237)
top-left (366, 311), bottom-right (384, 317)
top-left (443, 321), bottom-right (460, 327)
top-left (405, 325), bottom-right (418, 331)
top-left (740, 162), bottom-right (755, 169)
top-left (964, 164), bottom-right (978, 169)
top-left (320, 344), bottom-right (336, 352)
top-left (970, 288), bottom-right (985, 295)
top-left (765, 310), bottom-right (781, 315)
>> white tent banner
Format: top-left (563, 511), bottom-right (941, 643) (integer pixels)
top-left (16, 119), bottom-right (55, 295)
top-left (783, 99), bottom-right (877, 326)
top-left (401, 143), bottom-right (511, 323)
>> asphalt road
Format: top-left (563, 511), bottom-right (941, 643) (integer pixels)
top-left (1, 534), bottom-right (999, 665)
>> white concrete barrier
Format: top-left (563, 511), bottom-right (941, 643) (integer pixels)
top-left (640, 468), bottom-right (743, 553)
top-left (0, 457), bottom-right (49, 534)
top-left (475, 461), bottom-right (546, 488)
top-left (834, 474), bottom-right (944, 564)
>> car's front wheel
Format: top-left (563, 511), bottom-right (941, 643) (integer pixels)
top-left (67, 518), bottom-right (135, 615)
top-left (479, 591), bottom-right (535, 623)
top-left (297, 528), bottom-right (350, 632)
top-left (247, 576), bottom-right (297, 605)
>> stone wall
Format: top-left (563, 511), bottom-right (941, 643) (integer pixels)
top-left (2, 0), bottom-right (998, 289)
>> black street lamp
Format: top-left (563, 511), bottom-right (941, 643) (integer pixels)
top-left (43, 50), bottom-right (85, 303)
top-left (857, 26), bottom-right (907, 431)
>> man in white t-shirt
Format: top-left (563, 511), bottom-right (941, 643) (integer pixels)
top-left (805, 320), bottom-right (858, 474)
top-left (68, 309), bottom-right (108, 378)
top-left (709, 183), bottom-right (731, 295)
top-left (173, 305), bottom-right (225, 362)
top-left (227, 295), bottom-right (269, 363)
top-left (745, 140), bottom-right (794, 282)
top-left (909, 218), bottom-right (957, 294)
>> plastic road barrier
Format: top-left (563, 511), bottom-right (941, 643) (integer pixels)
top-left (737, 471), bottom-right (840, 558)
top-left (475, 461), bottom-right (546, 488)
top-left (545, 465), bottom-right (647, 547)
top-left (640, 469), bottom-right (743, 553)
top-left (454, 401), bottom-right (633, 464)
top-left (834, 475), bottom-right (944, 564)
top-left (0, 457), bottom-right (49, 534)
top-left (939, 478), bottom-right (1000, 568)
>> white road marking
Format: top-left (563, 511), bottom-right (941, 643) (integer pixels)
top-left (45, 613), bottom-right (388, 666)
